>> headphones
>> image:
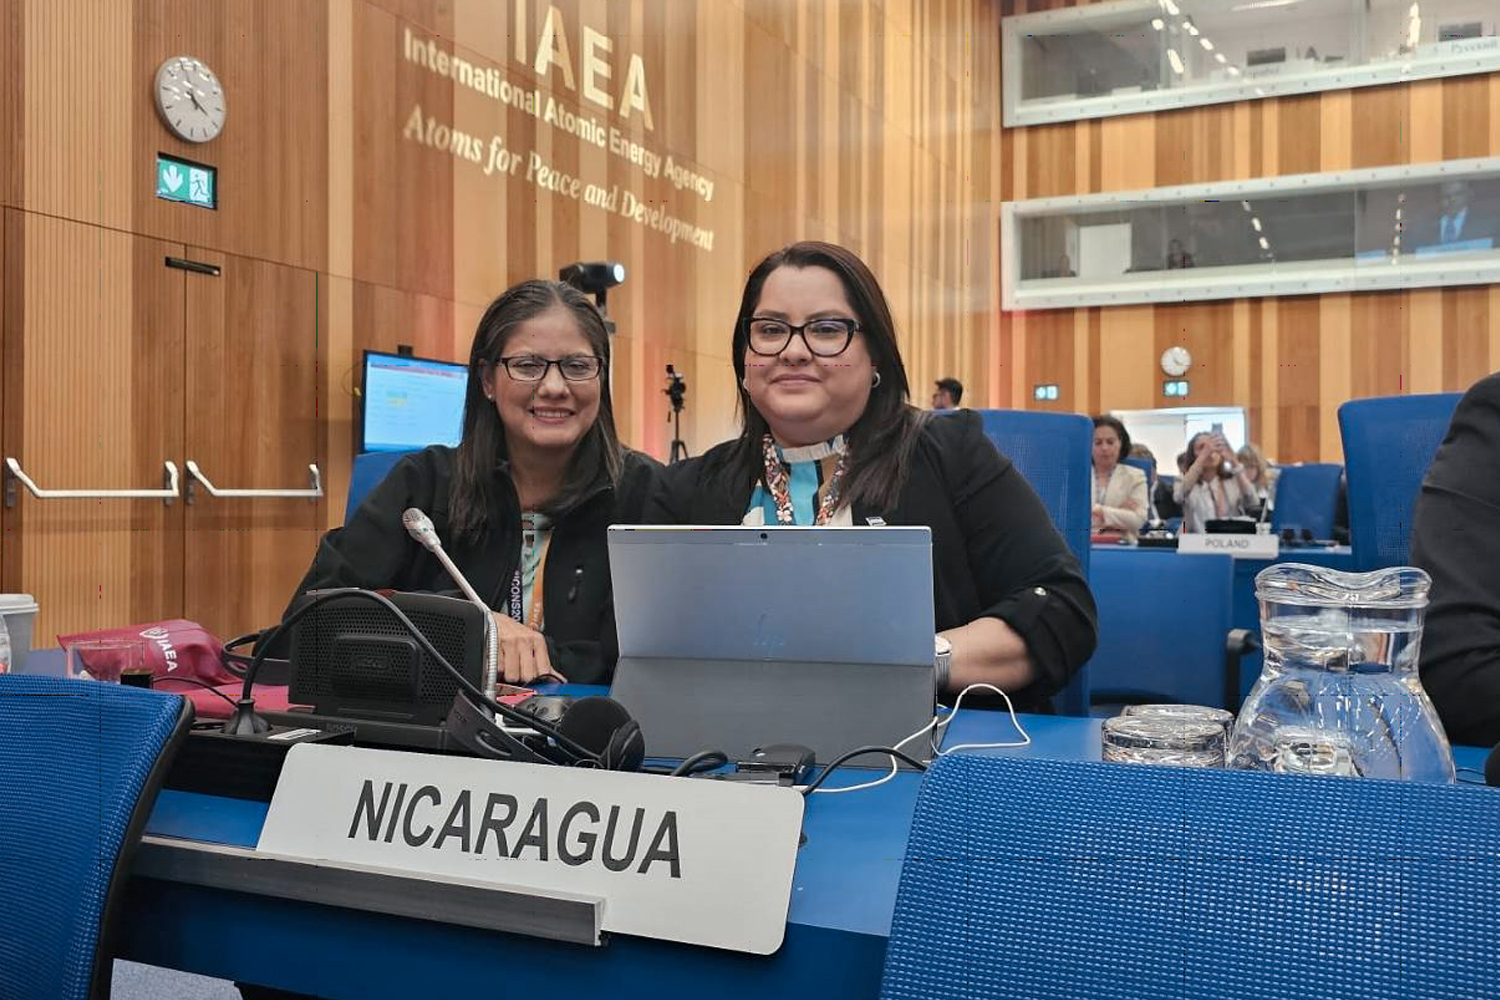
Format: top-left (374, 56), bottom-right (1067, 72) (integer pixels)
top-left (445, 690), bottom-right (645, 771)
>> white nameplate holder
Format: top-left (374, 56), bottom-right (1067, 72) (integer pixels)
top-left (1177, 532), bottom-right (1281, 559)
top-left (257, 744), bottom-right (805, 955)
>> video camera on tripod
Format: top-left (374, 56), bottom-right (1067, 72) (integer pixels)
top-left (664, 364), bottom-right (688, 464)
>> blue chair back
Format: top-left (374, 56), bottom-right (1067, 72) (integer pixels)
top-left (1270, 463), bottom-right (1342, 539)
top-left (972, 409), bottom-right (1093, 715)
top-left (1338, 393), bottom-right (1461, 570)
top-left (1121, 455), bottom-right (1154, 480)
top-left (1088, 548), bottom-right (1238, 708)
top-left (881, 754), bottom-right (1500, 1000)
top-left (0, 675), bottom-right (191, 1000)
top-left (346, 450), bottom-right (414, 522)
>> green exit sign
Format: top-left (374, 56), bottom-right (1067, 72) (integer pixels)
top-left (156, 154), bottom-right (216, 209)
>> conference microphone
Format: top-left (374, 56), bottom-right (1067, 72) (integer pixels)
top-left (400, 508), bottom-right (645, 771)
top-left (403, 507), bottom-right (499, 699)
top-left (1485, 741), bottom-right (1500, 787)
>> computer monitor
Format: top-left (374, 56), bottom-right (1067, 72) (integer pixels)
top-left (1246, 47), bottom-right (1287, 66)
top-left (360, 350), bottom-right (467, 453)
top-left (1438, 22), bottom-right (1483, 41)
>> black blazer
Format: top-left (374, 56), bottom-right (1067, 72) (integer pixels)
top-left (1411, 371), bottom-right (1500, 747)
top-left (285, 445), bottom-right (662, 684)
top-left (646, 411), bottom-right (1098, 711)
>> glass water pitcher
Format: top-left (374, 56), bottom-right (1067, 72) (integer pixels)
top-left (1228, 563), bottom-right (1455, 783)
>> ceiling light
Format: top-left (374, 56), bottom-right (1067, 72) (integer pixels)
top-left (1186, 22), bottom-right (1201, 35)
top-left (1152, 17), bottom-right (1165, 29)
top-left (1201, 38), bottom-right (1215, 50)
top-left (1164, 0), bottom-right (1180, 14)
top-left (1230, 0), bottom-right (1300, 9)
top-left (1216, 52), bottom-right (1228, 63)
top-left (1259, 237), bottom-right (1270, 249)
top-left (1228, 66), bottom-right (1241, 76)
top-left (1168, 48), bottom-right (1185, 74)
top-left (1242, 201), bottom-right (1252, 211)
top-left (1252, 217), bottom-right (1262, 231)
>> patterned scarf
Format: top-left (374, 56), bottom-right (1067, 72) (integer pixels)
top-left (760, 433), bottom-right (850, 525)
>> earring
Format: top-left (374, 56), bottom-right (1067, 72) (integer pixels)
top-left (741, 378), bottom-right (750, 390)
top-left (872, 371), bottom-right (882, 389)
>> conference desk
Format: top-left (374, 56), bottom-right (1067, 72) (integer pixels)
top-left (114, 697), bottom-right (1487, 1000)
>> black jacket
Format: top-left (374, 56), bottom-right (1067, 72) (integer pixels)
top-left (1411, 371), bottom-right (1500, 748)
top-left (646, 410), bottom-right (1098, 711)
top-left (286, 446), bottom-right (662, 684)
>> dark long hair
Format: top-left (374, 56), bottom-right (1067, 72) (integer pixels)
top-left (449, 280), bottom-right (622, 540)
top-left (1092, 415), bottom-right (1132, 464)
top-left (730, 242), bottom-right (925, 514)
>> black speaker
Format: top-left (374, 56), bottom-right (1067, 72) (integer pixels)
top-left (288, 591), bottom-right (487, 726)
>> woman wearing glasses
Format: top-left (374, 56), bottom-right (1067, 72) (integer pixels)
top-left (286, 279), bottom-right (660, 685)
top-left (648, 242), bottom-right (1096, 707)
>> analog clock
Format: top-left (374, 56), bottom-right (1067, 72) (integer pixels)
top-left (154, 56), bottom-right (226, 143)
top-left (1160, 345), bottom-right (1192, 377)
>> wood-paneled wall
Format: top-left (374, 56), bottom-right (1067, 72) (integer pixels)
top-left (0, 0), bottom-right (1006, 642)
top-left (998, 0), bottom-right (1500, 462)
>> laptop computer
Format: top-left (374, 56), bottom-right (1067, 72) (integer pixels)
top-left (607, 525), bottom-right (937, 765)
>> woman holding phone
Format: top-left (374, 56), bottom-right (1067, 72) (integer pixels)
top-left (1173, 429), bottom-right (1259, 532)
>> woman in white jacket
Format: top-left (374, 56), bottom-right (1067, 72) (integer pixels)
top-left (1091, 415), bottom-right (1148, 540)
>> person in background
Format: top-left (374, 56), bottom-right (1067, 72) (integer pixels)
top-left (1128, 443), bottom-right (1167, 523)
top-left (1410, 371), bottom-right (1500, 748)
top-left (1151, 450), bottom-right (1189, 523)
top-left (1091, 416), bottom-right (1148, 540)
top-left (932, 376), bottom-right (963, 410)
top-left (1173, 430), bottom-right (1259, 532)
top-left (648, 241), bottom-right (1097, 708)
top-left (1166, 238), bottom-right (1195, 269)
top-left (1237, 442), bottom-right (1277, 511)
top-left (281, 279), bottom-right (660, 687)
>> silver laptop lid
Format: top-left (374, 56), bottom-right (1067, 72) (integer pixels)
top-left (607, 525), bottom-right (935, 666)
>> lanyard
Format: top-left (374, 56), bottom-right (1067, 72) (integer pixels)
top-left (508, 518), bottom-right (552, 630)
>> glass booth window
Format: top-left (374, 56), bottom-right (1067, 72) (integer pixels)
top-left (1003, 161), bottom-right (1500, 309)
top-left (1005, 0), bottom-right (1500, 125)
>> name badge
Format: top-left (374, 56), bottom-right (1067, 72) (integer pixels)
top-left (258, 744), bottom-right (804, 954)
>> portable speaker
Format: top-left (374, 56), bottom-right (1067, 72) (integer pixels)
top-left (287, 591), bottom-right (487, 726)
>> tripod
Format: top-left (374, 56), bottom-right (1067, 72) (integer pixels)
top-left (664, 365), bottom-right (688, 464)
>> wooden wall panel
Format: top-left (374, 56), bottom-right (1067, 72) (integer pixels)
top-left (1000, 0), bottom-right (1500, 462)
top-left (5, 0), bottom-right (1006, 636)
top-left (183, 252), bottom-right (324, 641)
top-left (0, 213), bottom-right (186, 643)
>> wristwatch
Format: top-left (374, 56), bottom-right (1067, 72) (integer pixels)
top-left (934, 635), bottom-right (952, 693)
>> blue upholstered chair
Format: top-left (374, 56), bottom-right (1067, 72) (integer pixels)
top-left (1338, 393), bottom-right (1461, 570)
top-left (881, 754), bottom-right (1500, 1000)
top-left (346, 450), bottom-right (414, 523)
top-left (971, 409), bottom-right (1094, 715)
top-left (0, 675), bottom-right (192, 1000)
top-left (1270, 462), bottom-right (1343, 539)
top-left (1087, 549), bottom-right (1252, 709)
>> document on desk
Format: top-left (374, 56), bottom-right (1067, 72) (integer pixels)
top-left (257, 743), bottom-right (805, 954)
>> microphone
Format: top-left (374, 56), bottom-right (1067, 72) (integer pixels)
top-left (403, 507), bottom-right (499, 699)
top-left (1485, 741), bottom-right (1500, 787)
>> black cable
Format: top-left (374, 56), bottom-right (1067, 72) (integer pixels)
top-left (670, 750), bottom-right (729, 777)
top-left (150, 674), bottom-right (240, 709)
top-left (799, 746), bottom-right (928, 796)
top-left (241, 589), bottom-right (600, 763)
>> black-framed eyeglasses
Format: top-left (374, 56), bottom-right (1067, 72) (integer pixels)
top-left (742, 317), bottom-right (860, 357)
top-left (494, 354), bottom-right (605, 382)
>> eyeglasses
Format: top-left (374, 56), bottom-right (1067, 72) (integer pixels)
top-left (742, 317), bottom-right (860, 357)
top-left (495, 355), bottom-right (604, 382)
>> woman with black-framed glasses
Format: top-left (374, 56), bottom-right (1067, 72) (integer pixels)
top-left (647, 241), bottom-right (1097, 710)
top-left (283, 279), bottom-right (661, 687)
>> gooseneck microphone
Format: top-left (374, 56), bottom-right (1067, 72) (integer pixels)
top-left (403, 507), bottom-right (499, 699)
